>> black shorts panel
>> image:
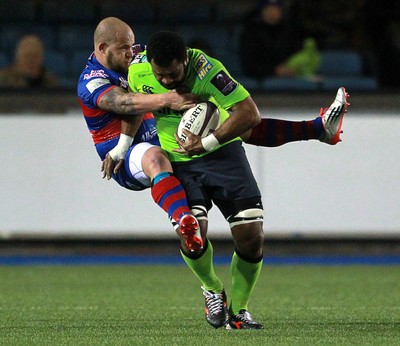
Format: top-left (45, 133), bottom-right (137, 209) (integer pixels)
top-left (172, 141), bottom-right (262, 218)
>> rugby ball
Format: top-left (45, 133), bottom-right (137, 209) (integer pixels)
top-left (177, 101), bottom-right (220, 143)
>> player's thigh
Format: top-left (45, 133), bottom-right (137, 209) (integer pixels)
top-left (125, 142), bottom-right (160, 187)
top-left (141, 146), bottom-right (172, 179)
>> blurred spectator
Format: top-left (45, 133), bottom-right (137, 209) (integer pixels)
top-left (0, 35), bottom-right (59, 89)
top-left (238, 0), bottom-right (302, 79)
top-left (275, 37), bottom-right (321, 79)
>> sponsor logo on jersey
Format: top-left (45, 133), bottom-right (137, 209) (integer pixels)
top-left (85, 78), bottom-right (110, 93)
top-left (194, 54), bottom-right (213, 80)
top-left (210, 70), bottom-right (237, 96)
top-left (139, 126), bottom-right (157, 142)
top-left (142, 85), bottom-right (154, 94)
top-left (83, 69), bottom-right (108, 80)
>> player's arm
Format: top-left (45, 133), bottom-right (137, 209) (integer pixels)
top-left (98, 86), bottom-right (197, 114)
top-left (175, 96), bottom-right (261, 156)
top-left (209, 96), bottom-right (260, 144)
top-left (99, 85), bottom-right (196, 178)
top-left (101, 113), bottom-right (143, 180)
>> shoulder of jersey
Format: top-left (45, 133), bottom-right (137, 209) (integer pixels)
top-left (131, 52), bottom-right (148, 65)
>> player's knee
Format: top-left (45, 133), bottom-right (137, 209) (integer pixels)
top-left (235, 225), bottom-right (264, 258)
top-left (229, 208), bottom-right (264, 258)
top-left (144, 146), bottom-right (168, 165)
top-left (142, 147), bottom-right (171, 177)
top-left (227, 208), bottom-right (264, 228)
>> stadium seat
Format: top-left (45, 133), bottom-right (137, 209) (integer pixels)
top-left (318, 50), bottom-right (378, 91)
top-left (236, 76), bottom-right (262, 92)
top-left (175, 24), bottom-right (229, 57)
top-left (41, 0), bottom-right (97, 24)
top-left (261, 77), bottom-right (320, 91)
top-left (58, 25), bottom-right (94, 51)
top-left (0, 25), bottom-right (25, 51)
top-left (318, 50), bottom-right (363, 76)
top-left (0, 24), bottom-right (57, 52)
top-left (217, 51), bottom-right (243, 76)
top-left (99, 0), bottom-right (156, 25)
top-left (157, 2), bottom-right (212, 24)
top-left (131, 24), bottom-right (163, 43)
top-left (0, 52), bottom-right (9, 68)
top-left (71, 50), bottom-right (92, 79)
top-left (59, 50), bottom-right (92, 90)
top-left (321, 76), bottom-right (378, 91)
top-left (44, 50), bottom-right (69, 80)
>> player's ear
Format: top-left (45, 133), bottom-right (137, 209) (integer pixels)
top-left (98, 42), bottom-right (108, 53)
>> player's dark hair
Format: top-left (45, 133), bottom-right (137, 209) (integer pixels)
top-left (147, 31), bottom-right (187, 67)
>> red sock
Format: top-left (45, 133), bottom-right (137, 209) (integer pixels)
top-left (151, 174), bottom-right (190, 223)
top-left (246, 117), bottom-right (323, 147)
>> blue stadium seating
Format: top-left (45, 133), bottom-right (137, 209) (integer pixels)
top-left (57, 25), bottom-right (94, 51)
top-left (0, 0), bottom-right (379, 92)
top-left (99, 0), bottom-right (156, 24)
top-left (176, 24), bottom-right (230, 57)
top-left (131, 24), bottom-right (163, 43)
top-left (71, 50), bottom-right (92, 79)
top-left (0, 24), bottom-right (56, 51)
top-left (0, 52), bottom-right (9, 68)
top-left (44, 50), bottom-right (69, 80)
top-left (318, 50), bottom-right (378, 90)
top-left (41, 0), bottom-right (97, 24)
top-left (157, 3), bottom-right (212, 24)
top-left (318, 51), bottom-right (363, 76)
top-left (261, 77), bottom-right (320, 91)
top-left (321, 76), bottom-right (378, 91)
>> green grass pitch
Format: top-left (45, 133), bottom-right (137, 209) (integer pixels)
top-left (0, 265), bottom-right (399, 345)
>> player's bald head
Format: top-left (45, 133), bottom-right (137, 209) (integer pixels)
top-left (94, 17), bottom-right (134, 48)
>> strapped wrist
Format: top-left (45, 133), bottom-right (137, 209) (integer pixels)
top-left (201, 133), bottom-right (220, 152)
top-left (108, 133), bottom-right (134, 161)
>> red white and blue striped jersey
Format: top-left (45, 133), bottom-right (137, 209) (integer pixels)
top-left (77, 52), bottom-right (159, 160)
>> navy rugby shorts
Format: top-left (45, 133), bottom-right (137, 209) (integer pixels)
top-left (172, 141), bottom-right (263, 219)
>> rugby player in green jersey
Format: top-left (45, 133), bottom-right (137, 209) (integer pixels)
top-left (128, 31), bottom-right (348, 330)
top-left (129, 31), bottom-right (266, 330)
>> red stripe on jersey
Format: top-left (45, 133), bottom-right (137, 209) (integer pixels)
top-left (90, 118), bottom-right (121, 145)
top-left (78, 98), bottom-right (106, 117)
top-left (96, 85), bottom-right (117, 109)
top-left (143, 112), bottom-right (155, 120)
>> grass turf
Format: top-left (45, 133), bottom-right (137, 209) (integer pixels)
top-left (0, 265), bottom-right (399, 345)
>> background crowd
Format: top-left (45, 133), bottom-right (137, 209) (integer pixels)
top-left (0, 0), bottom-right (399, 91)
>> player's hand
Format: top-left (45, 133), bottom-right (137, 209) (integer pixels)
top-left (173, 129), bottom-right (205, 157)
top-left (101, 153), bottom-right (124, 180)
top-left (166, 90), bottom-right (200, 111)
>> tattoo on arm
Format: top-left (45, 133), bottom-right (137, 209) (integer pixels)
top-left (98, 87), bottom-right (137, 114)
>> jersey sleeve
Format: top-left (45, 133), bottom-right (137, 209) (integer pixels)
top-left (77, 75), bottom-right (116, 108)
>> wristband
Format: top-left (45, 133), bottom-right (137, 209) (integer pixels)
top-left (201, 134), bottom-right (220, 152)
top-left (108, 133), bottom-right (134, 161)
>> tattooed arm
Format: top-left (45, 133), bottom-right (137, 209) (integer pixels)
top-left (98, 86), bottom-right (197, 114)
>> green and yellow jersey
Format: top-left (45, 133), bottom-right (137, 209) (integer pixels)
top-left (128, 48), bottom-right (250, 162)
